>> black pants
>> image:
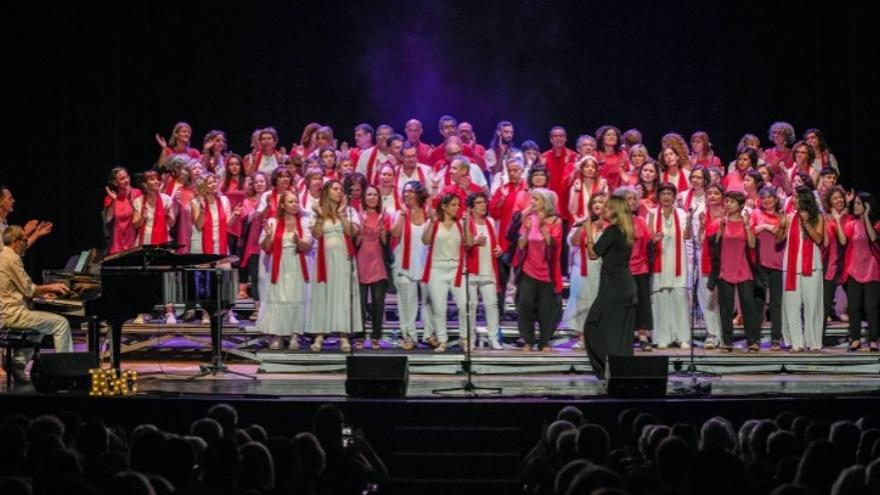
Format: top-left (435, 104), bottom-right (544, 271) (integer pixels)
top-left (822, 276), bottom-right (841, 339)
top-left (846, 280), bottom-right (880, 342)
top-left (246, 256), bottom-right (260, 301)
top-left (754, 266), bottom-right (783, 341)
top-left (517, 274), bottom-right (560, 347)
top-left (496, 255), bottom-right (512, 318)
top-left (718, 279), bottom-right (760, 346)
top-left (633, 273), bottom-right (653, 330)
top-left (360, 281), bottom-right (387, 340)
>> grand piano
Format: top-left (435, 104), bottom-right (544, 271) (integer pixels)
top-left (39, 246), bottom-right (236, 371)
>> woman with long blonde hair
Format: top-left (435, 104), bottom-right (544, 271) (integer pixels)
top-left (583, 193), bottom-right (637, 379)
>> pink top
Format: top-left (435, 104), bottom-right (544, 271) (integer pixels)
top-left (823, 214), bottom-right (849, 280)
top-left (844, 218), bottom-right (880, 283)
top-left (223, 183), bottom-right (246, 237)
top-left (719, 220), bottom-right (753, 283)
top-left (629, 216), bottom-right (650, 275)
top-left (598, 150), bottom-right (628, 191)
top-left (104, 189), bottom-right (142, 254)
top-left (520, 214), bottom-right (562, 283)
top-left (356, 212), bottom-right (389, 284)
top-left (240, 197), bottom-right (262, 265)
top-left (751, 209), bottom-right (785, 270)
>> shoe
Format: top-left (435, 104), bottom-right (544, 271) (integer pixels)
top-left (522, 344), bottom-right (533, 352)
top-left (848, 340), bottom-right (862, 352)
top-left (310, 336), bottom-right (324, 352)
top-left (747, 343), bottom-right (760, 353)
top-left (719, 344), bottom-right (734, 353)
top-left (571, 340), bottom-right (584, 350)
top-left (638, 337), bottom-right (653, 352)
top-left (339, 338), bottom-right (351, 352)
top-left (540, 346), bottom-right (553, 353)
top-left (733, 314), bottom-right (743, 326)
top-left (133, 314), bottom-right (145, 325)
top-left (401, 339), bottom-right (415, 351)
top-left (426, 336), bottom-right (439, 348)
top-left (790, 347), bottom-right (804, 353)
top-left (434, 343), bottom-right (447, 353)
top-left (869, 342), bottom-right (879, 352)
top-left (808, 347), bottom-right (822, 353)
top-left (770, 340), bottom-right (781, 352)
top-left (227, 312), bottom-right (239, 325)
top-left (165, 313), bottom-right (178, 325)
top-left (459, 338), bottom-right (469, 350)
top-left (249, 310), bottom-right (259, 321)
top-left (268, 337), bottom-right (282, 350)
top-left (288, 337), bottom-right (300, 350)
top-left (237, 289), bottom-right (250, 300)
top-left (679, 342), bottom-right (691, 350)
top-left (704, 337), bottom-right (717, 350)
top-left (656, 343), bottom-right (669, 350)
top-left (491, 340), bottom-right (504, 350)
top-left (200, 312), bottom-right (211, 325)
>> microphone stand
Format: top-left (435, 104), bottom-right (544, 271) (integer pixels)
top-left (347, 192), bottom-right (356, 357)
top-left (672, 207), bottom-right (713, 394)
top-left (434, 208), bottom-right (502, 395)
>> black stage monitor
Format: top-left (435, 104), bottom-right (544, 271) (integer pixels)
top-left (31, 352), bottom-right (99, 393)
top-left (606, 355), bottom-right (668, 398)
top-left (345, 355), bottom-right (409, 398)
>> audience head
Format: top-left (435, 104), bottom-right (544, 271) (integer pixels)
top-left (575, 423), bottom-right (610, 464)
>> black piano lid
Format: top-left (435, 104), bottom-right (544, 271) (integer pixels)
top-left (101, 245), bottom-right (227, 268)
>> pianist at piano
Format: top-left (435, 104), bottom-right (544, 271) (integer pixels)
top-left (0, 225), bottom-right (73, 383)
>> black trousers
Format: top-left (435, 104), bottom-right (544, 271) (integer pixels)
top-left (360, 281), bottom-right (388, 340)
top-left (245, 256), bottom-right (260, 301)
top-left (822, 275), bottom-right (841, 339)
top-left (496, 255), bottom-right (512, 318)
top-left (517, 274), bottom-right (560, 347)
top-left (718, 279), bottom-right (760, 346)
top-left (633, 273), bottom-right (653, 330)
top-left (754, 266), bottom-right (783, 341)
top-left (846, 280), bottom-right (880, 342)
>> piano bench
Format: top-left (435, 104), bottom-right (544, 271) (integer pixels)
top-left (0, 328), bottom-right (43, 389)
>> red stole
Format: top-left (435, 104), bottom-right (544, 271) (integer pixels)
top-left (785, 214), bottom-right (815, 291)
top-left (365, 147), bottom-right (379, 184)
top-left (164, 180), bottom-right (178, 196)
top-left (402, 211), bottom-right (413, 270)
top-left (253, 150), bottom-right (280, 172)
top-left (683, 189), bottom-right (697, 211)
top-left (701, 209), bottom-right (719, 276)
top-left (578, 224), bottom-right (597, 277)
top-left (316, 215), bottom-right (356, 283)
top-left (575, 179), bottom-right (601, 217)
top-left (139, 194), bottom-right (168, 245)
top-left (266, 190), bottom-right (281, 218)
top-left (421, 220), bottom-right (465, 287)
top-left (653, 208), bottom-right (683, 276)
top-left (663, 170), bottom-right (689, 192)
top-left (202, 197), bottom-right (228, 255)
top-left (467, 217), bottom-right (501, 287)
top-left (270, 216), bottom-right (309, 284)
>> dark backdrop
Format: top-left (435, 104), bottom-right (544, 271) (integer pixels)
top-left (5, 0), bottom-right (879, 272)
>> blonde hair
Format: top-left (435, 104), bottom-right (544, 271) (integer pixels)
top-left (606, 195), bottom-right (634, 246)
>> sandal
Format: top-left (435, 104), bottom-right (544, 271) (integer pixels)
top-left (719, 344), bottom-right (734, 353)
top-left (848, 340), bottom-right (862, 352)
top-left (770, 340), bottom-right (781, 352)
top-left (309, 335), bottom-right (324, 353)
top-left (401, 339), bottom-right (415, 351)
top-left (747, 343), bottom-right (760, 353)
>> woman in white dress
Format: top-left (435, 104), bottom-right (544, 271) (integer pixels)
top-left (257, 191), bottom-right (313, 350)
top-left (308, 180), bottom-right (362, 352)
top-left (561, 192), bottom-right (606, 350)
top-left (390, 181), bottom-right (435, 350)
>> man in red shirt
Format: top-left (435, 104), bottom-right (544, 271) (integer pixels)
top-left (458, 121), bottom-right (487, 167)
top-left (431, 136), bottom-right (488, 192)
top-left (404, 119), bottom-right (433, 165)
top-left (428, 115), bottom-right (478, 166)
top-left (542, 126), bottom-right (577, 273)
top-left (489, 157), bottom-right (527, 318)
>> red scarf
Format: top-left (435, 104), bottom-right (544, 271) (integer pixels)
top-left (365, 147), bottom-right (379, 184)
top-left (316, 214), bottom-right (356, 283)
top-left (201, 196), bottom-right (228, 255)
top-left (467, 217), bottom-right (501, 287)
top-left (266, 190), bottom-right (281, 218)
top-left (421, 220), bottom-right (465, 287)
top-left (402, 210), bottom-right (413, 270)
top-left (700, 208), bottom-right (720, 276)
top-left (653, 208), bottom-right (683, 276)
top-left (396, 165), bottom-right (426, 191)
top-left (663, 170), bottom-right (689, 193)
top-left (270, 216), bottom-right (310, 284)
top-left (253, 150), bottom-right (280, 172)
top-left (139, 194), bottom-right (168, 245)
top-left (683, 189), bottom-right (696, 211)
top-left (164, 180), bottom-right (178, 196)
top-left (578, 223), bottom-right (598, 277)
top-left (575, 179), bottom-right (601, 217)
top-left (785, 214), bottom-right (815, 291)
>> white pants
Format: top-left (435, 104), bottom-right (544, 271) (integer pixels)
top-left (395, 273), bottom-right (434, 342)
top-left (427, 261), bottom-right (467, 344)
top-left (468, 275), bottom-right (499, 344)
top-left (782, 271), bottom-right (824, 350)
top-left (696, 272), bottom-right (721, 339)
top-left (6, 309), bottom-right (73, 366)
top-left (651, 287), bottom-right (691, 346)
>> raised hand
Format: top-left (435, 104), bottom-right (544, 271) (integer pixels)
top-left (105, 186), bottom-right (118, 201)
top-left (23, 219), bottom-right (39, 236)
top-left (34, 221), bottom-right (53, 238)
top-left (799, 210), bottom-right (810, 223)
top-left (155, 133), bottom-right (167, 149)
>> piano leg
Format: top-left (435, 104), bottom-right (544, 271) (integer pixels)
top-left (110, 320), bottom-right (123, 371)
top-left (88, 316), bottom-right (99, 358)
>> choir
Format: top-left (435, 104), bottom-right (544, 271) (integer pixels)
top-left (97, 120), bottom-right (880, 353)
